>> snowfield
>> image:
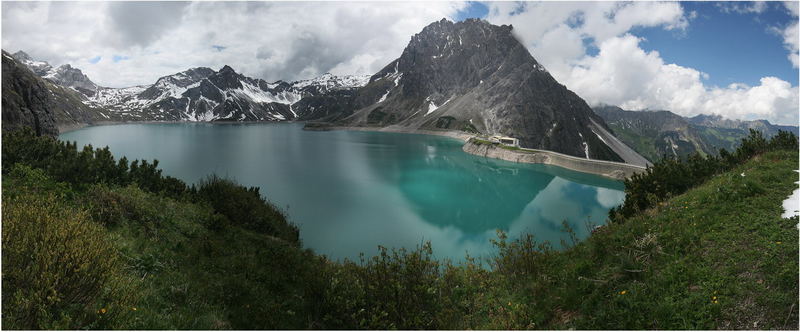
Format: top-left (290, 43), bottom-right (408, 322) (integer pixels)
top-left (781, 170), bottom-right (799, 219)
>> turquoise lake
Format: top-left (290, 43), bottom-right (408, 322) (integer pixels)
top-left (59, 122), bottom-right (626, 262)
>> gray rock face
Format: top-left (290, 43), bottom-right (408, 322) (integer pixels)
top-left (44, 64), bottom-right (101, 96)
top-left (338, 19), bottom-right (624, 162)
top-left (3, 51), bottom-right (59, 136)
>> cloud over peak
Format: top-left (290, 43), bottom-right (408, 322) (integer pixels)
top-left (2, 1), bottom-right (466, 87)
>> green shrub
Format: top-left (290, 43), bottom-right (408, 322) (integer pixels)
top-left (195, 175), bottom-right (299, 243)
top-left (83, 184), bottom-right (128, 226)
top-left (82, 184), bottom-right (168, 235)
top-left (2, 128), bottom-right (189, 199)
top-left (321, 243), bottom-right (444, 329)
top-left (2, 170), bottom-right (137, 329)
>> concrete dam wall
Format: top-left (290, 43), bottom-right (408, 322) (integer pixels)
top-left (462, 139), bottom-right (647, 180)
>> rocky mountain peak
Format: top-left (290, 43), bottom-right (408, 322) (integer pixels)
top-left (339, 19), bottom-right (632, 162)
top-left (11, 50), bottom-right (33, 62)
top-left (209, 65), bottom-right (244, 90)
top-left (219, 65), bottom-right (237, 74)
top-left (11, 50), bottom-right (54, 77)
top-left (45, 64), bottom-right (99, 95)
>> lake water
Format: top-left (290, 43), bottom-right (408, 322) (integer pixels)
top-left (60, 122), bottom-right (625, 262)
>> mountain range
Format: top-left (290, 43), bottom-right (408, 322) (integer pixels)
top-left (3, 18), bottom-right (796, 165)
top-left (10, 50), bottom-right (370, 123)
top-left (593, 105), bottom-right (799, 162)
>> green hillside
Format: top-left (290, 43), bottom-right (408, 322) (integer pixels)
top-left (2, 128), bottom-right (798, 329)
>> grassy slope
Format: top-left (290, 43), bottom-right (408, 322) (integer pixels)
top-left (2, 167), bottom-right (329, 329)
top-left (83, 185), bottom-right (330, 329)
top-left (101, 148), bottom-right (800, 329)
top-left (607, 123), bottom-right (660, 162)
top-left (532, 149), bottom-right (798, 329)
top-left (3, 141), bottom-right (797, 329)
top-left (695, 126), bottom-right (748, 154)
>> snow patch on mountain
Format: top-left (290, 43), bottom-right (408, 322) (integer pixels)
top-left (89, 86), bottom-right (148, 108)
top-left (425, 100), bottom-right (438, 116)
top-left (578, 132), bottom-right (589, 159)
top-left (234, 81), bottom-right (301, 104)
top-left (292, 73), bottom-right (370, 91)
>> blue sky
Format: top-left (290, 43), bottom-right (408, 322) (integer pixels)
top-left (456, 1), bottom-right (798, 88)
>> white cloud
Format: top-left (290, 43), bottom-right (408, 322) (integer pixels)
top-left (782, 22), bottom-right (799, 68)
top-left (486, 1), bottom-right (687, 86)
top-left (486, 1), bottom-right (799, 126)
top-left (1, 1), bottom-right (467, 87)
top-left (785, 1), bottom-right (800, 16)
top-left (780, 2), bottom-right (800, 68)
top-left (716, 1), bottom-right (768, 14)
top-left (569, 35), bottom-right (798, 125)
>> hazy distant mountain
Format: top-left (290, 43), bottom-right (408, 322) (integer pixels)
top-left (594, 105), bottom-right (799, 162)
top-left (688, 114), bottom-right (799, 137)
top-left (333, 18), bottom-right (643, 163)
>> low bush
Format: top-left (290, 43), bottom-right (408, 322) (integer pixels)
top-left (2, 128), bottom-right (188, 199)
top-left (2, 166), bottom-right (137, 329)
top-left (321, 243), bottom-right (444, 329)
top-left (195, 175), bottom-right (299, 242)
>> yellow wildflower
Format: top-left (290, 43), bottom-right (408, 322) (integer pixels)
top-left (100, 308), bottom-right (106, 314)
top-left (132, 307), bottom-right (137, 311)
top-left (619, 290), bottom-right (627, 295)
